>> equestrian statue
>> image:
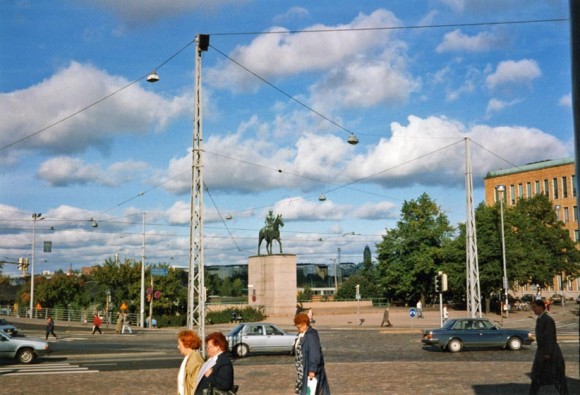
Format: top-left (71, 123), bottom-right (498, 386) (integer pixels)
top-left (258, 210), bottom-right (284, 255)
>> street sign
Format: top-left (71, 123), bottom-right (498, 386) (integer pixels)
top-left (409, 308), bottom-right (416, 318)
top-left (150, 268), bottom-right (168, 277)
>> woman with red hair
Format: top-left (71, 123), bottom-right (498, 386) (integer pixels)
top-left (177, 330), bottom-right (204, 395)
top-left (294, 313), bottom-right (330, 394)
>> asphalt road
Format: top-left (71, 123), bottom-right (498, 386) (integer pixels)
top-left (1, 307), bottom-right (578, 394)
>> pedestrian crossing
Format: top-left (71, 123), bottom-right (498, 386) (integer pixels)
top-left (0, 362), bottom-right (98, 376)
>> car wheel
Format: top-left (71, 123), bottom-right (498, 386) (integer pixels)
top-left (17, 348), bottom-right (36, 364)
top-left (507, 337), bottom-right (522, 350)
top-left (235, 343), bottom-right (249, 358)
top-left (447, 338), bottom-right (463, 353)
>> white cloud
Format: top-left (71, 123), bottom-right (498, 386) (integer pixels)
top-left (485, 59), bottom-right (541, 90)
top-left (436, 29), bottom-right (507, 53)
top-left (37, 156), bottom-right (149, 187)
top-left (205, 10), bottom-right (403, 93)
top-left (346, 115), bottom-right (569, 187)
top-left (273, 7), bottom-right (310, 24)
top-left (352, 201), bottom-right (398, 220)
top-left (559, 93), bottom-right (572, 107)
top-left (485, 98), bottom-right (520, 116)
top-left (309, 48), bottom-right (420, 111)
top-left (0, 62), bottom-right (188, 159)
top-left (84, 0), bottom-right (234, 25)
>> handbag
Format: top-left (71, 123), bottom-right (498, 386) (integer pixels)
top-left (202, 384), bottom-right (239, 395)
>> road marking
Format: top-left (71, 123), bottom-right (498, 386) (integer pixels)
top-left (0, 362), bottom-right (97, 376)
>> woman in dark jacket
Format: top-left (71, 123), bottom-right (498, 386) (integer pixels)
top-left (294, 313), bottom-right (330, 395)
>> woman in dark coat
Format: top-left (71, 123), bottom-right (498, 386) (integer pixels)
top-left (294, 313), bottom-right (330, 395)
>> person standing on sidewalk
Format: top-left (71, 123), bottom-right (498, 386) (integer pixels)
top-left (115, 312), bottom-right (123, 334)
top-left (92, 314), bottom-right (102, 334)
top-left (45, 316), bottom-right (58, 340)
top-left (294, 313), bottom-right (330, 395)
top-left (529, 299), bottom-right (568, 395)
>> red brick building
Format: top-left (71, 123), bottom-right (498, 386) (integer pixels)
top-left (484, 157), bottom-right (579, 299)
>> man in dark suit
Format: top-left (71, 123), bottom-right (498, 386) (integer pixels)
top-left (529, 299), bottom-right (568, 395)
top-left (195, 332), bottom-right (234, 395)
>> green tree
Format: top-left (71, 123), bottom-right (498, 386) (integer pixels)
top-left (376, 193), bottom-right (454, 303)
top-left (90, 258), bottom-right (142, 313)
top-left (443, 194), bottom-right (580, 299)
top-left (335, 274), bottom-right (381, 300)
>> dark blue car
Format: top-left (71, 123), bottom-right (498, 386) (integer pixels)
top-left (422, 318), bottom-right (534, 352)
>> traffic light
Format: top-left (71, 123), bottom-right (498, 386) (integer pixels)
top-left (441, 273), bottom-right (448, 292)
top-left (434, 275), bottom-right (441, 292)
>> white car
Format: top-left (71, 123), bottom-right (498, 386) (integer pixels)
top-left (226, 322), bottom-right (296, 358)
top-left (0, 318), bottom-right (18, 336)
top-left (0, 330), bottom-right (50, 363)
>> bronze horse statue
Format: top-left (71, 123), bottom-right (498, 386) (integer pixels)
top-left (258, 214), bottom-right (284, 255)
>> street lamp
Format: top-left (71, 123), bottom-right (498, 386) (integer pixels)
top-left (495, 185), bottom-right (509, 320)
top-left (30, 213), bottom-right (44, 318)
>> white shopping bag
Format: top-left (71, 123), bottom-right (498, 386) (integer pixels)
top-left (306, 376), bottom-right (318, 395)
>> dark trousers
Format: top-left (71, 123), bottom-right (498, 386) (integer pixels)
top-left (92, 325), bottom-right (102, 334)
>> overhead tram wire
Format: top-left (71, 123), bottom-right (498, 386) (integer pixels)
top-left (203, 182), bottom-right (242, 252)
top-left (209, 18), bottom-right (568, 37)
top-left (210, 44), bottom-right (357, 139)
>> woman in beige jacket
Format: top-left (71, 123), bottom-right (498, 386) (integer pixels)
top-left (177, 330), bottom-right (204, 395)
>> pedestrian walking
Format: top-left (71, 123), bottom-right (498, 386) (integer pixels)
top-left (115, 312), bottom-right (123, 334)
top-left (45, 316), bottom-right (58, 340)
top-left (529, 299), bottom-right (568, 395)
top-left (416, 300), bottom-right (423, 318)
top-left (177, 330), bottom-right (204, 395)
top-left (92, 313), bottom-right (102, 334)
top-left (121, 313), bottom-right (133, 334)
top-left (195, 332), bottom-right (235, 395)
top-left (380, 307), bottom-right (392, 327)
top-left (293, 313), bottom-right (330, 395)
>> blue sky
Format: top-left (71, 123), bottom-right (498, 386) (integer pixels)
top-left (0, 0), bottom-right (574, 275)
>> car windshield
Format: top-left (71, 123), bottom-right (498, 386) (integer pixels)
top-left (227, 324), bottom-right (244, 337)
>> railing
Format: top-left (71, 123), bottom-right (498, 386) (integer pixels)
top-left (0, 304), bottom-right (139, 326)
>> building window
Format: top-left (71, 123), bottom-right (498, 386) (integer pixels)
top-left (510, 184), bottom-right (515, 205)
top-left (564, 207), bottom-right (569, 223)
top-left (535, 180), bottom-right (540, 195)
top-left (573, 175), bottom-right (577, 197)
top-left (562, 176), bottom-right (568, 198)
top-left (575, 229), bottom-right (579, 242)
top-left (518, 183), bottom-right (523, 198)
top-left (544, 179), bottom-right (549, 198)
top-left (553, 178), bottom-right (558, 199)
top-left (575, 206), bottom-right (578, 222)
top-left (526, 182), bottom-right (532, 197)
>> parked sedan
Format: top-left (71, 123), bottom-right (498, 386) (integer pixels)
top-left (226, 322), bottom-right (296, 358)
top-left (422, 318), bottom-right (534, 353)
top-left (0, 330), bottom-right (50, 363)
top-left (0, 318), bottom-right (18, 336)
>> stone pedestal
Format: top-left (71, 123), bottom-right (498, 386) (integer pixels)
top-left (248, 254), bottom-right (296, 317)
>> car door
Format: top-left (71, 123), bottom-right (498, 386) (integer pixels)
top-left (264, 324), bottom-right (290, 352)
top-left (0, 331), bottom-right (16, 359)
top-left (453, 319), bottom-right (479, 346)
top-left (242, 324), bottom-right (265, 352)
top-left (475, 320), bottom-right (504, 347)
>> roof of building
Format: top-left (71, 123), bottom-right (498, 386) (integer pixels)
top-left (485, 157), bottom-right (574, 179)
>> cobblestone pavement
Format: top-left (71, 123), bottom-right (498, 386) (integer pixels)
top-left (1, 306), bottom-right (578, 394)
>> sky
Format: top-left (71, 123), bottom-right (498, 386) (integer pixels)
top-left (0, 0), bottom-right (574, 276)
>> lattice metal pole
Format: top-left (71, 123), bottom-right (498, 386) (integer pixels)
top-left (465, 138), bottom-right (482, 318)
top-left (188, 35), bottom-right (209, 347)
